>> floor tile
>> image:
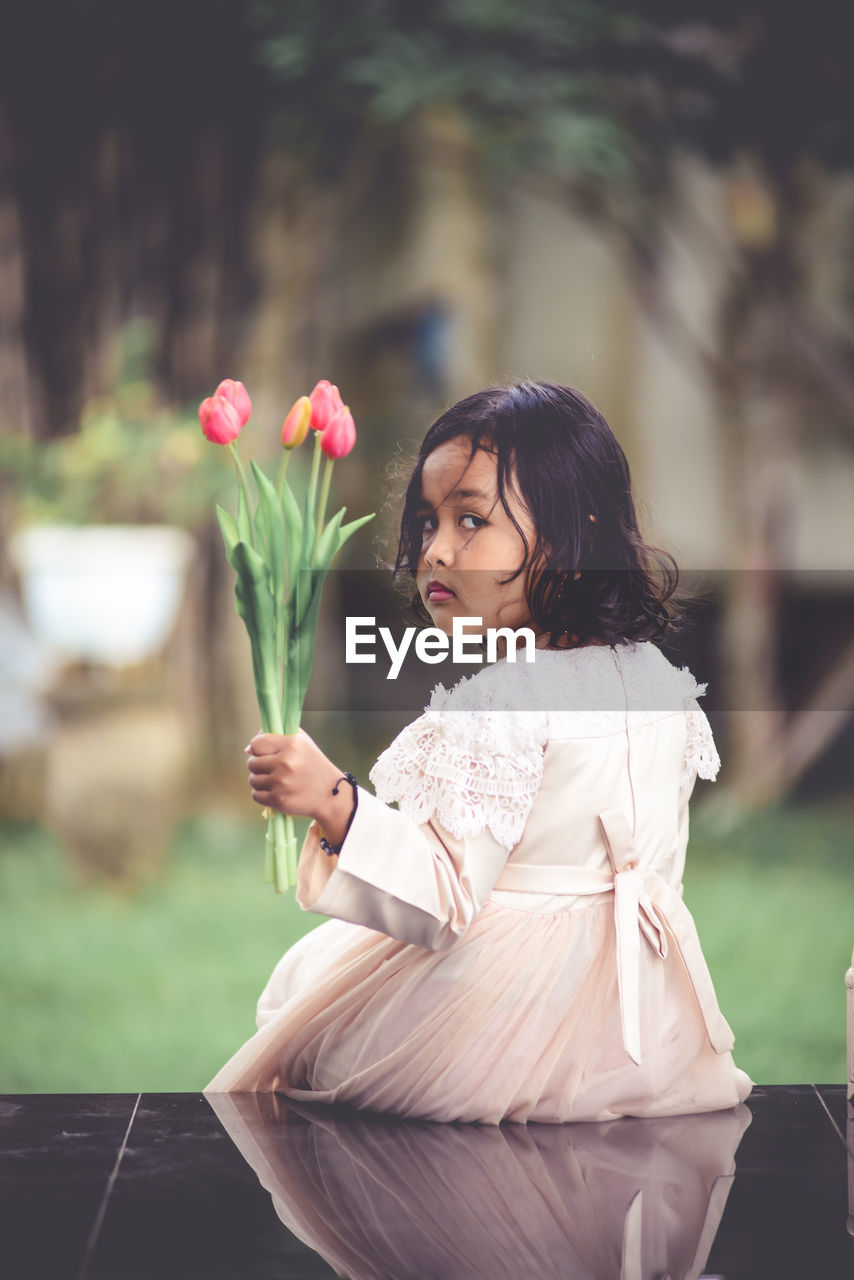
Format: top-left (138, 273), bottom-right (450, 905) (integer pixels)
top-left (704, 1085), bottom-right (852, 1279)
top-left (814, 1082), bottom-right (854, 1153)
top-left (85, 1093), bottom-right (335, 1279)
top-left (0, 1093), bottom-right (138, 1280)
top-left (4, 1088), bottom-right (853, 1279)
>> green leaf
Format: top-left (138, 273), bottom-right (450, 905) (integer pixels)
top-left (301, 481), bottom-right (316, 570)
top-left (339, 511), bottom-right (376, 542)
top-left (235, 481), bottom-right (254, 548)
top-left (253, 499), bottom-right (268, 554)
top-left (215, 505), bottom-right (240, 563)
top-left (232, 540), bottom-right (273, 614)
top-left (295, 575), bottom-right (324, 707)
top-left (291, 559), bottom-right (315, 631)
top-left (314, 507), bottom-right (346, 567)
top-left (285, 507), bottom-right (377, 707)
top-left (315, 508), bottom-right (376, 571)
top-left (250, 461), bottom-right (287, 607)
top-left (231, 541), bottom-right (281, 733)
top-left (279, 473), bottom-right (304, 539)
top-left (278, 472), bottom-right (304, 596)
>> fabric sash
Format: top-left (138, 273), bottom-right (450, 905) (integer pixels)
top-left (491, 806), bottom-right (735, 1066)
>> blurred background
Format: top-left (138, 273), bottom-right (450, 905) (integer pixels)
top-left (0, 0), bottom-right (851, 1091)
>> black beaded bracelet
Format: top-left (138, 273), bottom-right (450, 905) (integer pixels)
top-left (318, 773), bottom-right (359, 856)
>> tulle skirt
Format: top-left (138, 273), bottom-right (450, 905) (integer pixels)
top-left (206, 896), bottom-right (752, 1125)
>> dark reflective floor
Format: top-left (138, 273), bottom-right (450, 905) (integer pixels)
top-left (1, 1086), bottom-right (851, 1279)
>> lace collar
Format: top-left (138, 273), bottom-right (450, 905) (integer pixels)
top-left (369, 641), bottom-right (719, 850)
top-left (426, 641), bottom-right (699, 720)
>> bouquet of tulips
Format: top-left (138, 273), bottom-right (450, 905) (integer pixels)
top-left (198, 378), bottom-right (374, 892)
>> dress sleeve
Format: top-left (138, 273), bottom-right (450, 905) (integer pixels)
top-left (675, 666), bottom-right (721, 795)
top-left (295, 696), bottom-right (547, 951)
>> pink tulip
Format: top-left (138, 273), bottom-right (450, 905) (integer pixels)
top-left (199, 393), bottom-right (242, 445)
top-left (320, 404), bottom-right (356, 459)
top-left (281, 396), bottom-right (312, 449)
top-left (215, 378), bottom-right (252, 427)
top-left (308, 379), bottom-right (344, 433)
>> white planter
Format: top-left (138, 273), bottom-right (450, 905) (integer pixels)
top-left (9, 524), bottom-right (196, 666)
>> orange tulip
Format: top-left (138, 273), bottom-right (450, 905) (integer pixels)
top-left (215, 378), bottom-right (252, 427)
top-left (308, 379), bottom-right (344, 433)
top-left (281, 396), bottom-right (312, 449)
top-left (320, 404), bottom-right (356, 459)
top-left (199, 393), bottom-right (242, 445)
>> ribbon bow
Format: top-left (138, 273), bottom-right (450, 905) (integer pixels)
top-left (596, 806), bottom-right (735, 1066)
top-left (597, 807), bottom-right (672, 1066)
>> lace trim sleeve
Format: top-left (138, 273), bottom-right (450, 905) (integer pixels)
top-left (368, 676), bottom-right (548, 853)
top-left (675, 666), bottom-right (721, 793)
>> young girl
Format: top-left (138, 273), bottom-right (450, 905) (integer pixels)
top-left (205, 380), bottom-right (753, 1124)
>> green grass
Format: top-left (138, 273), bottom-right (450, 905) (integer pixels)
top-left (0, 799), bottom-right (849, 1091)
top-left (0, 812), bottom-right (323, 1092)
top-left (682, 799), bottom-right (851, 1085)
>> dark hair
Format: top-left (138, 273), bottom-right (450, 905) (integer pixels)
top-left (393, 379), bottom-right (687, 647)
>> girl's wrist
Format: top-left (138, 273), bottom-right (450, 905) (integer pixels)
top-left (313, 768), bottom-right (358, 850)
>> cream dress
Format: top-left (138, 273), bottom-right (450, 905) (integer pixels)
top-left (205, 641), bottom-right (753, 1124)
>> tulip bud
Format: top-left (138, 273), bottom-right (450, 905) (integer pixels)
top-left (281, 396), bottom-right (312, 449)
top-left (199, 393), bottom-right (242, 445)
top-left (215, 378), bottom-right (252, 427)
top-left (308, 379), bottom-right (344, 434)
top-left (320, 404), bottom-right (356, 459)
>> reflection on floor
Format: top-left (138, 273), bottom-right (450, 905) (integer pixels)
top-left (1, 1086), bottom-right (851, 1279)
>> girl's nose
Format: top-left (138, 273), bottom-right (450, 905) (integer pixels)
top-left (424, 529), bottom-right (453, 569)
top-left (425, 537), bottom-right (452, 568)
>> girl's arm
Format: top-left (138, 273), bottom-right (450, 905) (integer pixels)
top-left (295, 788), bottom-right (511, 951)
top-left (246, 722), bottom-right (536, 951)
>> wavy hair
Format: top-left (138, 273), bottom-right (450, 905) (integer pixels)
top-left (393, 380), bottom-right (688, 647)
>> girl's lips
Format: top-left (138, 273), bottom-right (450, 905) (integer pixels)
top-left (426, 581), bottom-right (456, 603)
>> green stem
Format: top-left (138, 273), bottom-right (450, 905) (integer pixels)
top-left (299, 431), bottom-right (324, 595)
top-left (314, 456), bottom-right (334, 562)
top-left (283, 631), bottom-right (302, 733)
top-left (266, 810), bottom-right (294, 891)
top-left (261, 438), bottom-right (325, 895)
top-left (264, 825), bottom-right (275, 883)
top-left (226, 442), bottom-right (256, 550)
top-left (307, 430), bottom-right (323, 518)
top-left (276, 594), bottom-right (287, 717)
top-left (275, 452), bottom-right (293, 705)
top-left (275, 815), bottom-right (298, 893)
top-left (261, 684), bottom-right (284, 735)
top-left (276, 448), bottom-right (292, 498)
top-left (261, 696), bottom-right (297, 890)
top-left (285, 817), bottom-right (298, 887)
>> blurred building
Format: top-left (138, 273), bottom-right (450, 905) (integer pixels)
top-left (238, 113), bottom-right (854, 806)
top-left (2, 97), bottom-right (854, 810)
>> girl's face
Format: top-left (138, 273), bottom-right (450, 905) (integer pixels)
top-left (415, 436), bottom-right (542, 641)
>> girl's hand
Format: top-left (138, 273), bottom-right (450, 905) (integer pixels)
top-left (245, 730), bottom-right (351, 835)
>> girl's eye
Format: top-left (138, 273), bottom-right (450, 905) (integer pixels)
top-left (418, 512), bottom-right (485, 537)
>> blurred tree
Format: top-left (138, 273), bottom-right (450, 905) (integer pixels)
top-left (246, 0), bottom-right (641, 182)
top-left (4, 0), bottom-right (854, 803)
top-left (247, 0), bottom-right (854, 805)
top-left (0, 0), bottom-right (268, 436)
top-left (0, 0), bottom-right (659, 434)
top-left (579, 1), bottom-right (854, 807)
